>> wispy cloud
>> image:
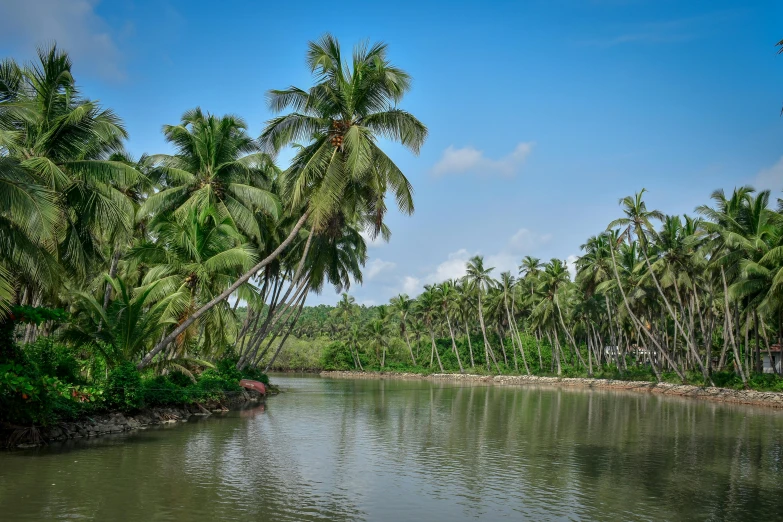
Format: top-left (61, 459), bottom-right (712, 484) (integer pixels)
top-left (755, 156), bottom-right (783, 191)
top-left (396, 228), bottom-right (552, 296)
top-left (431, 142), bottom-right (534, 177)
top-left (365, 259), bottom-right (396, 281)
top-left (0, 0), bottom-right (126, 80)
top-left (581, 11), bottom-right (739, 47)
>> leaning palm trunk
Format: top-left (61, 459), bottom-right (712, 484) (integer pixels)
top-left (445, 314), bottom-right (464, 373)
top-left (428, 325), bottom-right (444, 372)
top-left (138, 211), bottom-right (311, 369)
top-left (403, 331), bottom-right (416, 366)
top-left (555, 297), bottom-right (588, 371)
top-left (263, 289), bottom-right (309, 372)
top-left (242, 274), bottom-right (311, 369)
top-left (476, 293), bottom-right (499, 372)
top-left (464, 320), bottom-right (475, 368)
top-left (640, 246), bottom-right (712, 384)
top-left (608, 240), bottom-right (685, 381)
top-left (252, 282), bottom-right (311, 367)
top-left (721, 267), bottom-right (747, 387)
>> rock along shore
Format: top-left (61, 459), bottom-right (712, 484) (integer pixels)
top-left (320, 371), bottom-right (783, 409)
top-left (7, 389), bottom-right (265, 448)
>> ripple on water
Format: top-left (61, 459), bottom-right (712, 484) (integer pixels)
top-left (2, 375), bottom-right (783, 521)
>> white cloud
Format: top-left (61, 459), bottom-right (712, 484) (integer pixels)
top-left (425, 249), bottom-right (473, 283)
top-left (401, 276), bottom-right (421, 295)
top-left (396, 228), bottom-right (552, 297)
top-left (0, 0), bottom-right (125, 80)
top-left (365, 258), bottom-right (396, 281)
top-left (755, 156), bottom-right (783, 191)
top-left (566, 255), bottom-right (579, 281)
top-left (431, 142), bottom-right (534, 177)
top-left (360, 231), bottom-right (387, 249)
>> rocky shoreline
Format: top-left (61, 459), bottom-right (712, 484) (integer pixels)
top-left (5, 389), bottom-right (265, 448)
top-left (320, 371), bottom-right (783, 409)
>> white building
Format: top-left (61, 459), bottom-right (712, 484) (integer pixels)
top-left (762, 344), bottom-right (782, 374)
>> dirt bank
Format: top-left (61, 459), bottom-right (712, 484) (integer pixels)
top-left (320, 371), bottom-right (783, 409)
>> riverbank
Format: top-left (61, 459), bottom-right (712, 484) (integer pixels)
top-left (3, 389), bottom-right (266, 448)
top-left (320, 371), bottom-right (783, 409)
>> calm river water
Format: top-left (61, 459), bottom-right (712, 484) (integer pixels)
top-left (2, 374), bottom-right (783, 521)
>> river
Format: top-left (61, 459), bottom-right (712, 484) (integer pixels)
top-left (1, 374), bottom-right (783, 521)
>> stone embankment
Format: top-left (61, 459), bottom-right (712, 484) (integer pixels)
top-left (320, 371), bottom-right (783, 409)
top-left (23, 389), bottom-right (265, 447)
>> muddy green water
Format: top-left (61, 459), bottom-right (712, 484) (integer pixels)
top-left (2, 375), bottom-right (783, 521)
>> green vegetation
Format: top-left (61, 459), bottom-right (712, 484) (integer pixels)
top-left (0, 35), bottom-right (426, 428)
top-left (279, 187), bottom-right (783, 393)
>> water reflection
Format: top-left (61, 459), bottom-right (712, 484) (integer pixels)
top-left (1, 376), bottom-right (782, 521)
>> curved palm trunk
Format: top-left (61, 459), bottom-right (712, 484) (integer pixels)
top-left (428, 324), bottom-right (444, 372)
top-left (721, 267), bottom-right (747, 387)
top-left (445, 314), bottom-right (464, 373)
top-left (552, 327), bottom-right (563, 375)
top-left (640, 245), bottom-right (711, 384)
top-left (403, 333), bottom-right (416, 366)
top-left (139, 210), bottom-right (311, 369)
top-left (608, 240), bottom-right (685, 381)
top-left (263, 291), bottom-right (308, 372)
top-left (555, 298), bottom-right (588, 371)
top-left (464, 319), bottom-right (475, 368)
top-left (476, 293), bottom-right (499, 372)
top-left (535, 328), bottom-right (543, 370)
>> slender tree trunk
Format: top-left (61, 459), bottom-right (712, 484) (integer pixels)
top-left (464, 320), bottom-right (475, 368)
top-left (721, 267), bottom-right (747, 387)
top-left (608, 240), bottom-right (685, 380)
top-left (429, 324), bottom-right (444, 372)
top-left (445, 314), bottom-right (464, 373)
top-left (139, 210), bottom-right (311, 369)
top-left (263, 291), bottom-right (308, 372)
top-left (103, 247), bottom-right (122, 310)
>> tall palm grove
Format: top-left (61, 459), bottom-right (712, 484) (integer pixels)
top-left (0, 37), bottom-right (426, 426)
top-left (2, 37), bottom-right (783, 431)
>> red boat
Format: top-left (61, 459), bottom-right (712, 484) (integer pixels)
top-left (239, 379), bottom-right (266, 395)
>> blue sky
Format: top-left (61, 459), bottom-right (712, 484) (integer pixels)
top-left (2, 0), bottom-right (782, 306)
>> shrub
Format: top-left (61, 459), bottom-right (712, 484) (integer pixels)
top-left (104, 362), bottom-right (144, 412)
top-left (142, 375), bottom-right (187, 406)
top-left (320, 341), bottom-right (354, 370)
top-left (193, 369), bottom-right (241, 402)
top-left (25, 338), bottom-right (83, 385)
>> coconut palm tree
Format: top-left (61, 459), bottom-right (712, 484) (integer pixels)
top-left (465, 255), bottom-right (499, 371)
top-left (390, 293), bottom-right (417, 365)
top-left (140, 108), bottom-right (279, 242)
top-left (0, 45), bottom-right (142, 287)
top-left (437, 281), bottom-right (464, 373)
top-left (417, 285), bottom-right (444, 372)
top-left (139, 35), bottom-right (426, 369)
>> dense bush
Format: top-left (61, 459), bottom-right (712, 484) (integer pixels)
top-left (24, 338), bottom-right (83, 384)
top-left (320, 341), bottom-right (354, 370)
top-left (141, 375), bottom-right (187, 406)
top-left (104, 362), bottom-right (144, 412)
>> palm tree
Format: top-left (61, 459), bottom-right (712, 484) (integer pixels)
top-left (139, 35), bottom-right (426, 369)
top-left (500, 271), bottom-right (530, 375)
top-left (390, 293), bottom-right (417, 365)
top-left (0, 46), bottom-right (141, 280)
top-left (131, 208), bottom-right (256, 356)
top-left (465, 255), bottom-right (499, 371)
top-left (455, 279), bottom-right (476, 368)
top-left (367, 317), bottom-right (389, 369)
top-left (437, 281), bottom-right (464, 373)
top-left (417, 285), bottom-right (444, 372)
top-left (140, 108), bottom-right (279, 242)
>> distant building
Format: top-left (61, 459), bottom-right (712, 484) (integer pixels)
top-left (762, 344), bottom-right (782, 374)
top-left (604, 346), bottom-right (619, 357)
